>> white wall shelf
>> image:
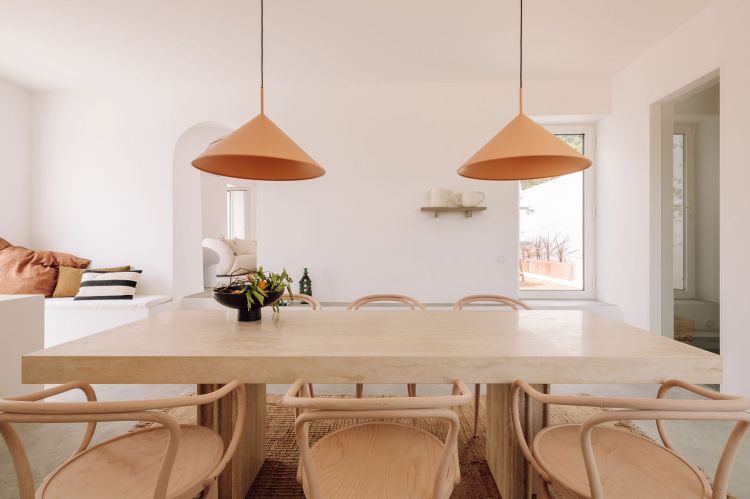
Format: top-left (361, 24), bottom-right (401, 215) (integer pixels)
top-left (420, 206), bottom-right (487, 218)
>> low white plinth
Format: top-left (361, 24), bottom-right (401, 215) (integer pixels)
top-left (44, 295), bottom-right (172, 347)
top-left (0, 294), bottom-right (44, 396)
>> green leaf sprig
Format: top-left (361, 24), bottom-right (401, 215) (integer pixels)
top-left (213, 267), bottom-right (293, 314)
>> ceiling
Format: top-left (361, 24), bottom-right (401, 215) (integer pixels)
top-left (0, 0), bottom-right (713, 91)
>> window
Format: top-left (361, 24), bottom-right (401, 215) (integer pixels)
top-left (673, 133), bottom-right (686, 290)
top-left (519, 125), bottom-right (595, 297)
top-left (226, 189), bottom-right (246, 240)
top-left (673, 125), bottom-right (695, 297)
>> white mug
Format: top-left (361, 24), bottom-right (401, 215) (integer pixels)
top-left (429, 188), bottom-right (453, 207)
top-left (453, 191), bottom-right (485, 207)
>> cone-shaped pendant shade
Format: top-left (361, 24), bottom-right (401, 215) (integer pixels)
top-left (458, 113), bottom-right (592, 180)
top-left (192, 112), bottom-right (325, 181)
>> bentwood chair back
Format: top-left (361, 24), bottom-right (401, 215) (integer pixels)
top-left (453, 294), bottom-right (531, 311)
top-left (284, 293), bottom-right (321, 310)
top-left (0, 381), bottom-right (246, 499)
top-left (348, 294), bottom-right (426, 398)
top-left (280, 293), bottom-right (320, 401)
top-left (283, 379), bottom-right (472, 499)
top-left (453, 294), bottom-right (531, 436)
top-left (511, 379), bottom-right (750, 499)
top-left (347, 294), bottom-right (426, 311)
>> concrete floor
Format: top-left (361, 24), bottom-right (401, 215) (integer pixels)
top-left (1, 383), bottom-right (748, 497)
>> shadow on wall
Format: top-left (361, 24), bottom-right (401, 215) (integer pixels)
top-left (172, 121), bottom-right (235, 299)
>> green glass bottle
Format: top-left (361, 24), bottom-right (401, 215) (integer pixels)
top-left (299, 268), bottom-right (312, 297)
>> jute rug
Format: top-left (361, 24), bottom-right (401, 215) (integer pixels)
top-left (131, 394), bottom-right (654, 499)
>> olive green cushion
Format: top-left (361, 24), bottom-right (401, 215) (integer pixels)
top-left (52, 265), bottom-right (131, 298)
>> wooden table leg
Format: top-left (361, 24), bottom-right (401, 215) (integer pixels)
top-left (486, 383), bottom-right (546, 499)
top-left (198, 383), bottom-right (266, 499)
top-left (528, 384), bottom-right (549, 499)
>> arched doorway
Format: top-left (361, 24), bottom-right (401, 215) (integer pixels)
top-left (171, 121), bottom-right (235, 299)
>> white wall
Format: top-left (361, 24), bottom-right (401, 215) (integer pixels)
top-left (32, 79), bottom-right (608, 299)
top-left (255, 80), bottom-right (609, 301)
top-left (595, 0), bottom-right (749, 394)
top-left (693, 116), bottom-right (720, 302)
top-left (200, 173), bottom-right (227, 239)
top-left (172, 121), bottom-right (234, 299)
top-left (30, 90), bottom-right (177, 293)
top-left (0, 77), bottom-right (31, 246)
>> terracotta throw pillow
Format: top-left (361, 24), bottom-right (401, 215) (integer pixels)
top-left (52, 265), bottom-right (131, 298)
top-left (0, 238), bottom-right (90, 297)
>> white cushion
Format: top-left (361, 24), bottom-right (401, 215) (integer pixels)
top-left (231, 238), bottom-right (257, 256)
top-left (74, 270), bottom-right (142, 301)
top-left (230, 254), bottom-right (257, 274)
top-left (220, 236), bottom-right (239, 254)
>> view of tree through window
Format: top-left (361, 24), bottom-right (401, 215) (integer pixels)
top-left (519, 134), bottom-right (585, 291)
top-left (673, 133), bottom-right (685, 290)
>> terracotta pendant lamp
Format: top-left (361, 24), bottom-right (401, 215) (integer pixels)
top-left (458, 0), bottom-right (591, 181)
top-left (192, 0), bottom-right (324, 181)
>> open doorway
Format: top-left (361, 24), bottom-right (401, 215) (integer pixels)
top-left (200, 174), bottom-right (257, 288)
top-left (672, 81), bottom-right (720, 353)
top-left (172, 121), bottom-right (258, 298)
top-left (655, 77), bottom-right (720, 352)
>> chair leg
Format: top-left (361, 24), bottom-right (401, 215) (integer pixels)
top-left (473, 383), bottom-right (481, 437)
top-left (356, 383), bottom-right (364, 398)
top-left (307, 383), bottom-right (315, 398)
top-left (407, 383), bottom-right (416, 397)
top-left (204, 480), bottom-right (219, 499)
top-left (538, 475), bottom-right (553, 499)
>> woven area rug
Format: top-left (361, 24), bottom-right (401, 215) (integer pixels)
top-left (132, 394), bottom-right (655, 498)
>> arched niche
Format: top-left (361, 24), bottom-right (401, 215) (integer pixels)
top-left (171, 121), bottom-right (235, 299)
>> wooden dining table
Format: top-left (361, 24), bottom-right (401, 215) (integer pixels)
top-left (23, 309), bottom-right (721, 499)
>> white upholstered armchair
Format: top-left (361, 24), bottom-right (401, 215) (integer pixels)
top-left (202, 237), bottom-right (257, 287)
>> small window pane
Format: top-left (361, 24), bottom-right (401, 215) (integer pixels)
top-left (519, 134), bottom-right (585, 291)
top-left (226, 190), bottom-right (245, 240)
top-left (673, 134), bottom-right (685, 290)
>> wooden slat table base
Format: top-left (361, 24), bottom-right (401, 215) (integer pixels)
top-left (486, 383), bottom-right (547, 499)
top-left (198, 384), bottom-right (266, 499)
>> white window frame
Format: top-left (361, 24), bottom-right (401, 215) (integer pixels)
top-left (519, 124), bottom-right (596, 299)
top-left (226, 189), bottom-right (246, 240)
top-left (673, 124), bottom-right (697, 299)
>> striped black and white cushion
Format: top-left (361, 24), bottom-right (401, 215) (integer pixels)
top-left (73, 270), bottom-right (142, 301)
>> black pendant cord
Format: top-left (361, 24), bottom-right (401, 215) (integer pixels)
top-left (519, 0), bottom-right (523, 92)
top-left (260, 0), bottom-right (264, 89)
top-left (518, 0), bottom-right (524, 113)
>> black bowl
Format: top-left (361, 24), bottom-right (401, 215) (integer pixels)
top-left (213, 288), bottom-right (285, 321)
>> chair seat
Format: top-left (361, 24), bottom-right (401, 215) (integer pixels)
top-left (38, 425), bottom-right (224, 499)
top-left (533, 424), bottom-right (711, 499)
top-left (302, 422), bottom-right (456, 499)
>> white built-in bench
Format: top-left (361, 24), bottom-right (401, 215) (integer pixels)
top-left (44, 295), bottom-right (172, 347)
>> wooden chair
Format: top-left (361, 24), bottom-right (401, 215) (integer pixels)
top-left (283, 379), bottom-right (472, 499)
top-left (511, 379), bottom-right (750, 499)
top-left (453, 294), bottom-right (531, 437)
top-left (0, 380), bottom-right (246, 499)
top-left (284, 292), bottom-right (321, 310)
top-left (347, 294), bottom-right (426, 398)
top-left (347, 294), bottom-right (426, 311)
top-left (274, 292), bottom-right (321, 398)
top-left (452, 294), bottom-right (531, 312)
